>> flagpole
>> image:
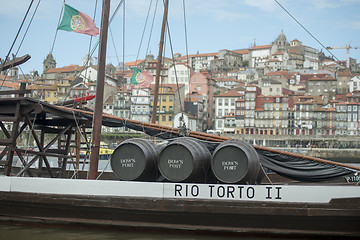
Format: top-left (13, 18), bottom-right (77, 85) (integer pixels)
top-left (88, 0), bottom-right (110, 180)
top-left (151, 0), bottom-right (169, 124)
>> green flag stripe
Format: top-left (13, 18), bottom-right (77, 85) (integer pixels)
top-left (131, 67), bottom-right (141, 85)
top-left (58, 4), bottom-right (80, 32)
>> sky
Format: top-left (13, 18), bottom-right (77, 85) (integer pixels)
top-left (0, 0), bottom-right (360, 75)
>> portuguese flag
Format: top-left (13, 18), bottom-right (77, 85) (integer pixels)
top-left (131, 67), bottom-right (153, 88)
top-left (57, 4), bottom-right (99, 36)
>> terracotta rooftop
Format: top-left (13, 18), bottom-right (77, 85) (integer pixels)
top-left (46, 65), bottom-right (85, 73)
top-left (0, 74), bottom-right (10, 81)
top-left (337, 70), bottom-right (351, 76)
top-left (267, 59), bottom-right (281, 62)
top-left (124, 59), bottom-right (144, 66)
top-left (272, 52), bottom-right (284, 55)
top-left (265, 71), bottom-right (290, 77)
top-left (181, 52), bottom-right (218, 59)
top-left (252, 44), bottom-right (272, 50)
top-left (216, 89), bottom-right (243, 97)
top-left (0, 81), bottom-right (19, 89)
top-left (233, 49), bottom-right (250, 54)
top-left (104, 95), bottom-right (113, 104)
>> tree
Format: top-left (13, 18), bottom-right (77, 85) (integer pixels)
top-left (242, 60), bottom-right (249, 67)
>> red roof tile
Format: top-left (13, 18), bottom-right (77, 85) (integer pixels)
top-left (216, 89), bottom-right (243, 97)
top-left (125, 59), bottom-right (144, 66)
top-left (252, 44), bottom-right (272, 50)
top-left (233, 49), bottom-right (250, 54)
top-left (46, 65), bottom-right (85, 73)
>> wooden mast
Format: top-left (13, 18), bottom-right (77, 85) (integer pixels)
top-left (151, 0), bottom-right (169, 124)
top-left (88, 0), bottom-right (111, 180)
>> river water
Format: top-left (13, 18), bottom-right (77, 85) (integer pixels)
top-left (0, 223), bottom-right (295, 240)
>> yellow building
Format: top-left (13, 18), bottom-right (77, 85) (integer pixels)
top-left (28, 83), bottom-right (58, 104)
top-left (150, 84), bottom-right (185, 127)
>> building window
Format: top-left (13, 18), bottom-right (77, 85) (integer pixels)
top-left (162, 115), bottom-right (166, 121)
top-left (168, 116), bottom-right (172, 121)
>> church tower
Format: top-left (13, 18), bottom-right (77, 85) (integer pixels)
top-left (43, 53), bottom-right (56, 73)
top-left (273, 31), bottom-right (290, 52)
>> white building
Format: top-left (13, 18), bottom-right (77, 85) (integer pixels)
top-left (79, 65), bottom-right (118, 87)
top-left (183, 52), bottom-right (218, 72)
top-left (167, 63), bottom-right (192, 95)
top-left (214, 89), bottom-right (243, 131)
top-left (130, 87), bottom-right (151, 123)
top-left (349, 75), bottom-right (360, 92)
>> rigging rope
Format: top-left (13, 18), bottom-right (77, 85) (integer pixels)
top-left (134, 0), bottom-right (154, 67)
top-left (163, 2), bottom-right (185, 128)
top-left (156, 23), bottom-right (167, 126)
top-left (16, 0), bottom-right (41, 56)
top-left (122, 0), bottom-right (125, 77)
top-left (130, 0), bottom-right (157, 123)
top-left (145, 0), bottom-right (159, 57)
top-left (274, 0), bottom-right (340, 62)
top-left (83, 0), bottom-right (99, 90)
top-left (182, 0), bottom-right (191, 100)
top-left (60, 0), bottom-right (125, 104)
top-left (109, 27), bottom-right (121, 68)
top-left (50, 0), bottom-right (65, 54)
top-left (0, 0), bottom-right (35, 89)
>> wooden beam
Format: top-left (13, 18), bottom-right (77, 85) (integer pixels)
top-left (0, 116), bottom-right (18, 122)
top-left (0, 89), bottom-right (31, 96)
top-left (24, 114), bottom-right (54, 178)
top-left (0, 146), bottom-right (9, 161)
top-left (0, 54), bottom-right (31, 72)
top-left (61, 130), bottom-right (73, 177)
top-left (151, 0), bottom-right (169, 124)
top-left (0, 121), bottom-right (11, 138)
top-left (4, 102), bottom-right (21, 175)
top-left (89, 0), bottom-right (111, 180)
top-left (17, 149), bottom-right (72, 159)
top-left (0, 139), bottom-right (13, 146)
top-left (14, 148), bottom-right (33, 177)
top-left (16, 125), bottom-right (73, 177)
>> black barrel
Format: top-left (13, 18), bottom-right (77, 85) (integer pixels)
top-left (211, 140), bottom-right (261, 184)
top-left (110, 138), bottom-right (159, 181)
top-left (158, 137), bottom-right (211, 182)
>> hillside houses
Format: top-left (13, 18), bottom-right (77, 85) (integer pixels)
top-left (2, 31), bottom-right (360, 137)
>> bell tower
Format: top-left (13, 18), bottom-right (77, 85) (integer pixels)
top-left (43, 52), bottom-right (56, 73)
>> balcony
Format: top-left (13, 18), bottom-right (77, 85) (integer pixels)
top-left (131, 111), bottom-right (151, 115)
